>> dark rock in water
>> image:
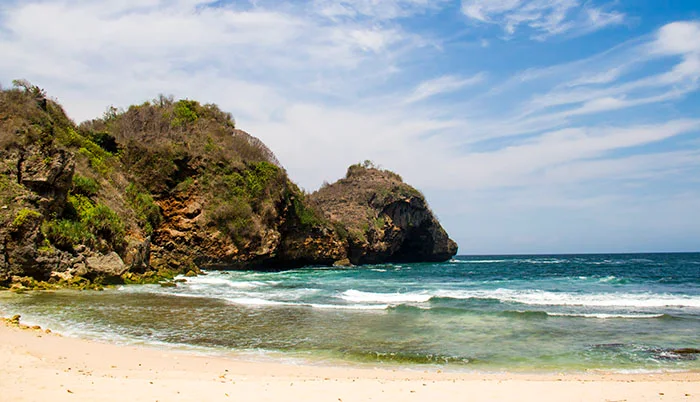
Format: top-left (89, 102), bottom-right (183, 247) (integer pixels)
top-left (651, 348), bottom-right (699, 361)
top-left (308, 162), bottom-right (458, 265)
top-left (671, 348), bottom-right (700, 355)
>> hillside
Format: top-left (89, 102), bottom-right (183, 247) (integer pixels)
top-left (0, 81), bottom-right (457, 289)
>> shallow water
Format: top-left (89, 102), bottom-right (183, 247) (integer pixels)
top-left (1, 253), bottom-right (698, 372)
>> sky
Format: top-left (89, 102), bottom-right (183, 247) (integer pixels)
top-left (1, 0), bottom-right (699, 255)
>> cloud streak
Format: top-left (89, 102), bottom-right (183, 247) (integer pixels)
top-left (461, 0), bottom-right (625, 39)
top-left (404, 73), bottom-right (485, 104)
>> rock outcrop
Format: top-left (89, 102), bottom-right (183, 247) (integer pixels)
top-left (309, 163), bottom-right (458, 265)
top-left (0, 82), bottom-right (457, 288)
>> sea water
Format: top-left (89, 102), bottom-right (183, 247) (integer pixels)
top-left (1, 253), bottom-right (698, 372)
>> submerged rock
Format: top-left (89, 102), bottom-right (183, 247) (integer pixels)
top-left (671, 348), bottom-right (700, 355)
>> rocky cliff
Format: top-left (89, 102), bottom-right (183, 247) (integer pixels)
top-left (0, 82), bottom-right (456, 288)
top-left (309, 162), bottom-right (457, 265)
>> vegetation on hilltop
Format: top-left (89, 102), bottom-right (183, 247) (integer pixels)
top-left (309, 161), bottom-right (457, 264)
top-left (0, 80), bottom-right (456, 289)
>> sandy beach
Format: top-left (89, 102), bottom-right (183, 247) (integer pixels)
top-left (1, 319), bottom-right (698, 402)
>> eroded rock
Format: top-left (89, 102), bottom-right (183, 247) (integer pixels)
top-left (85, 252), bottom-right (127, 278)
top-left (309, 164), bottom-right (458, 265)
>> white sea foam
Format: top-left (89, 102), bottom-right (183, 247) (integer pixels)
top-left (451, 259), bottom-right (506, 264)
top-left (340, 289), bottom-right (432, 303)
top-left (517, 258), bottom-right (568, 264)
top-left (185, 276), bottom-right (267, 289)
top-left (221, 297), bottom-right (388, 310)
top-left (264, 288), bottom-right (322, 301)
top-left (307, 303), bottom-right (389, 310)
top-left (609, 368), bottom-right (687, 375)
top-left (435, 289), bottom-right (700, 308)
top-left (224, 297), bottom-right (293, 306)
top-left (547, 313), bottom-right (666, 319)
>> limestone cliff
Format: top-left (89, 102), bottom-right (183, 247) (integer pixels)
top-left (0, 82), bottom-right (457, 288)
top-left (309, 162), bottom-right (457, 265)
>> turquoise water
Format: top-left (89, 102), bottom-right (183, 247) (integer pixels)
top-left (1, 253), bottom-right (698, 372)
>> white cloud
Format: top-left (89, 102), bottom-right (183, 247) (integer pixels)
top-left (461, 0), bottom-right (625, 39)
top-left (404, 73), bottom-right (485, 104)
top-left (567, 66), bottom-right (625, 87)
top-left (313, 0), bottom-right (447, 21)
top-left (422, 120), bottom-right (700, 190)
top-left (0, 0), bottom-right (421, 122)
top-left (652, 21), bottom-right (700, 56)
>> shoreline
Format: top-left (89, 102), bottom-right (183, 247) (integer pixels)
top-left (2, 319), bottom-right (698, 401)
top-left (5, 305), bottom-right (699, 376)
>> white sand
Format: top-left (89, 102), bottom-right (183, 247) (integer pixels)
top-left (1, 321), bottom-right (698, 402)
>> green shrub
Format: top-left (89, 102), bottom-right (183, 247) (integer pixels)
top-left (55, 127), bottom-right (113, 176)
top-left (373, 216), bottom-right (386, 230)
top-left (67, 194), bottom-right (94, 218)
top-left (43, 219), bottom-right (94, 250)
top-left (219, 161), bottom-right (280, 201)
top-left (72, 175), bottom-right (100, 196)
top-left (12, 208), bottom-right (41, 227)
top-left (51, 194), bottom-right (125, 250)
top-left (78, 147), bottom-right (109, 176)
top-left (332, 221), bottom-right (349, 240)
top-left (209, 197), bottom-right (254, 244)
top-left (83, 203), bottom-right (125, 245)
top-left (172, 99), bottom-right (200, 126)
top-left (246, 161), bottom-right (279, 196)
top-left (292, 195), bottom-right (324, 228)
top-left (126, 183), bottom-right (162, 234)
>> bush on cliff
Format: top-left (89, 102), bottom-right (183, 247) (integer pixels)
top-left (125, 183), bottom-right (161, 235)
top-left (1, 81), bottom-right (456, 282)
top-left (44, 193), bottom-right (125, 252)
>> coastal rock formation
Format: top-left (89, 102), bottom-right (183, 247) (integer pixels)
top-left (85, 252), bottom-right (127, 278)
top-left (309, 162), bottom-right (458, 265)
top-left (0, 82), bottom-right (457, 287)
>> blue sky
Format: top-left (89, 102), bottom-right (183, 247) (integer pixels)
top-left (1, 0), bottom-right (699, 254)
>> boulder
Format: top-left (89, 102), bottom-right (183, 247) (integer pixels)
top-left (123, 237), bottom-right (151, 273)
top-left (85, 252), bottom-right (127, 278)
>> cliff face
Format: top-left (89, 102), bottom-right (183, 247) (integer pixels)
top-left (308, 163), bottom-right (458, 265)
top-left (0, 82), bottom-right (457, 288)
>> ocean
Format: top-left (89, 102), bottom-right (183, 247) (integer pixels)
top-left (1, 253), bottom-right (698, 373)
